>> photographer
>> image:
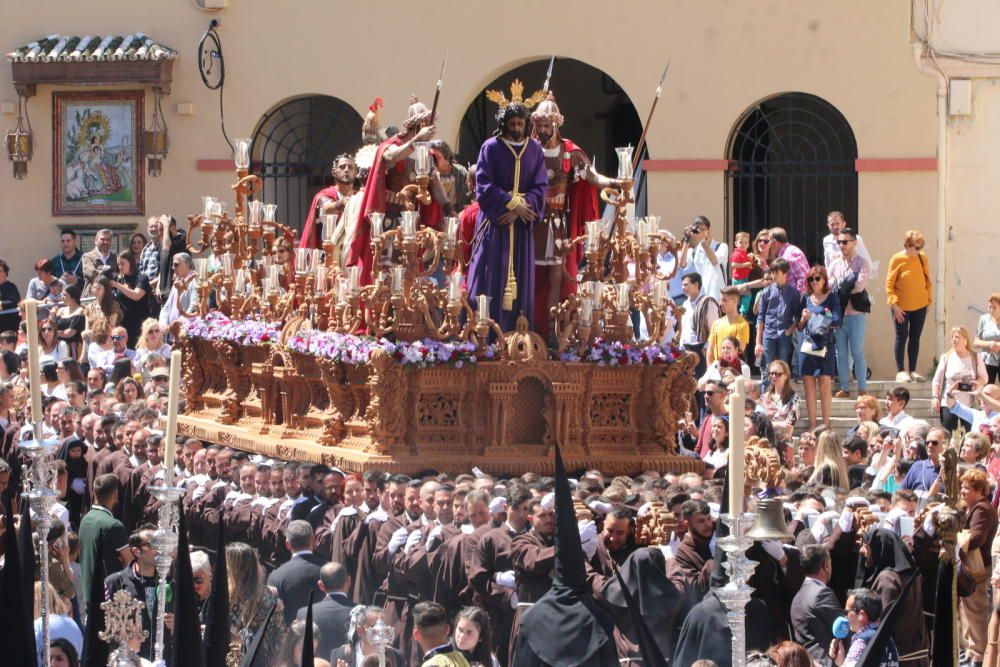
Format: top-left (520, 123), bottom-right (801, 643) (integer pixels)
top-left (109, 251), bottom-right (150, 349)
top-left (678, 216), bottom-right (727, 301)
top-left (931, 324), bottom-right (986, 432)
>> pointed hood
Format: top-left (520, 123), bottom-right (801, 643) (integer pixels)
top-left (17, 497), bottom-right (35, 620)
top-left (608, 550), bottom-right (669, 666)
top-left (171, 506), bottom-right (206, 667)
top-left (517, 444), bottom-right (614, 665)
top-left (858, 571), bottom-right (918, 667)
top-left (300, 590), bottom-right (315, 667)
top-left (82, 532), bottom-right (110, 667)
top-left (931, 555), bottom-right (957, 666)
top-left (709, 464), bottom-right (731, 588)
top-left (0, 496), bottom-right (35, 666)
top-left (205, 514), bottom-right (231, 666)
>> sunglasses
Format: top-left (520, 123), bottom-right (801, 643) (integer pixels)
top-left (704, 390), bottom-right (720, 396)
top-left (769, 371), bottom-right (784, 377)
top-left (193, 575), bottom-right (206, 584)
top-left (808, 276), bottom-right (824, 283)
top-left (40, 327), bottom-right (54, 332)
top-left (926, 439), bottom-right (942, 446)
top-left (837, 239), bottom-right (853, 245)
top-left (111, 335), bottom-right (124, 341)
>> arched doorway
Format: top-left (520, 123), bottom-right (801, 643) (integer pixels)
top-left (457, 57), bottom-right (644, 210)
top-left (251, 95), bottom-right (363, 233)
top-left (726, 93), bottom-right (858, 263)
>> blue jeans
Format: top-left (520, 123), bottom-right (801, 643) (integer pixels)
top-left (761, 334), bottom-right (794, 390)
top-left (835, 314), bottom-right (868, 392)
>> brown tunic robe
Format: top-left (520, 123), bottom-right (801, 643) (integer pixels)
top-left (468, 523), bottom-right (521, 666)
top-left (509, 529), bottom-right (555, 663)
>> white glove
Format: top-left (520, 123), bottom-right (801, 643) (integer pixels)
top-left (366, 508), bottom-right (389, 524)
top-left (883, 507), bottom-right (908, 532)
top-left (509, 591), bottom-right (519, 610)
top-left (540, 493), bottom-right (555, 512)
top-left (387, 526), bottom-right (408, 556)
top-left (838, 508), bottom-right (855, 534)
top-left (339, 506), bottom-right (358, 518)
top-left (494, 570), bottom-right (516, 589)
top-left (578, 520), bottom-right (598, 559)
top-left (460, 524), bottom-right (475, 534)
top-left (658, 543), bottom-right (676, 560)
top-left (587, 499), bottom-right (613, 515)
top-left (845, 496), bottom-right (869, 509)
top-left (425, 525), bottom-right (444, 551)
top-left (489, 497), bottom-right (508, 514)
top-left (70, 478), bottom-right (87, 495)
top-left (637, 502), bottom-right (654, 518)
top-left (472, 466), bottom-right (486, 479)
top-left (761, 540), bottom-right (786, 561)
top-left (923, 509), bottom-right (938, 537)
top-left (403, 528), bottom-right (422, 556)
top-left (796, 507), bottom-right (820, 523)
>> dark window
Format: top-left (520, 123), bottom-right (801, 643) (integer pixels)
top-left (727, 93), bottom-right (858, 264)
top-left (251, 95), bottom-right (363, 233)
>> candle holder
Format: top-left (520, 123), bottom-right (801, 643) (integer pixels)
top-left (148, 484), bottom-right (185, 667)
top-left (101, 589), bottom-right (149, 667)
top-left (19, 430), bottom-right (62, 667)
top-left (366, 618), bottom-right (395, 667)
top-left (716, 512), bottom-right (759, 667)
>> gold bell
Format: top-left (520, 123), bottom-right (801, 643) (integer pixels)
top-left (747, 497), bottom-right (791, 541)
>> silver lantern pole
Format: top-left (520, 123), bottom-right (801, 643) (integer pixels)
top-left (716, 511), bottom-right (758, 667)
top-left (148, 484), bottom-right (184, 667)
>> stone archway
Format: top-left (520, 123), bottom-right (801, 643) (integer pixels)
top-left (250, 94), bottom-right (363, 233)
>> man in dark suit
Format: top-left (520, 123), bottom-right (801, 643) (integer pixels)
top-left (267, 519), bottom-right (326, 623)
top-left (790, 544), bottom-right (841, 667)
top-left (297, 561), bottom-right (353, 659)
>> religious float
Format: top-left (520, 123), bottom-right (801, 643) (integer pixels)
top-left (175, 137), bottom-right (702, 475)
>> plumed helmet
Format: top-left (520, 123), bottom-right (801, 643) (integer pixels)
top-left (403, 94), bottom-right (434, 130)
top-left (530, 92), bottom-right (564, 127)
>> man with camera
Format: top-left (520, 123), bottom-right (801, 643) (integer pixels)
top-left (678, 216), bottom-right (728, 301)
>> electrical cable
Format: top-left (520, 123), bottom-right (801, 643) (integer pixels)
top-left (198, 20), bottom-right (233, 152)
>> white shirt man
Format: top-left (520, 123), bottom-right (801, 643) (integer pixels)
top-left (680, 216), bottom-right (728, 302)
top-left (822, 211), bottom-right (874, 273)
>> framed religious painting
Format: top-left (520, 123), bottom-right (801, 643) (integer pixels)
top-left (52, 90), bottom-right (144, 216)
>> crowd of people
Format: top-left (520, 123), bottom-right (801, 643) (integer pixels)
top-left (3, 101), bottom-right (1000, 667)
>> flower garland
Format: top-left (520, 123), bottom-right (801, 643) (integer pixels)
top-left (184, 316), bottom-right (677, 368)
top-left (183, 312), bottom-right (283, 346)
top-left (559, 338), bottom-right (681, 366)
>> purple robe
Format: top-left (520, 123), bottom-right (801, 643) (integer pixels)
top-left (468, 135), bottom-right (548, 331)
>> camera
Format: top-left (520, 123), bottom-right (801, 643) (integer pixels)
top-left (958, 381), bottom-right (973, 392)
top-left (879, 427), bottom-right (900, 440)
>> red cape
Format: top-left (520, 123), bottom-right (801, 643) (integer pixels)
top-left (561, 138), bottom-right (600, 297)
top-left (345, 135), bottom-right (442, 285)
top-left (458, 200), bottom-right (480, 269)
top-left (298, 185), bottom-right (343, 249)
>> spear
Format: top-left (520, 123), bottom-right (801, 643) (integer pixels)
top-left (430, 50), bottom-right (448, 123)
top-left (631, 62), bottom-right (670, 175)
top-left (542, 54), bottom-right (556, 93)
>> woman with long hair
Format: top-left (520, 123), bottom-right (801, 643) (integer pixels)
top-left (84, 275), bottom-right (123, 330)
top-left (453, 606), bottom-right (499, 667)
top-left (38, 316), bottom-right (71, 364)
top-left (54, 283), bottom-right (85, 360)
top-left (136, 318), bottom-right (171, 367)
top-left (698, 336), bottom-right (751, 389)
top-left (767, 641), bottom-right (812, 667)
top-left (129, 232), bottom-right (147, 258)
top-left (932, 324), bottom-right (987, 432)
top-left (33, 581), bottom-right (82, 660)
top-left (114, 376), bottom-right (144, 405)
top-left (797, 265), bottom-right (840, 430)
top-left (807, 430), bottom-right (849, 489)
top-left (111, 250), bottom-right (151, 348)
top-left (228, 542), bottom-right (287, 666)
top-left (703, 415), bottom-right (730, 470)
top-left (57, 358), bottom-right (84, 384)
top-left (85, 317), bottom-right (114, 370)
top-left (49, 638), bottom-right (80, 667)
top-left (974, 292), bottom-right (1000, 384)
top-left (760, 360), bottom-right (799, 443)
top-left (885, 230), bottom-right (932, 382)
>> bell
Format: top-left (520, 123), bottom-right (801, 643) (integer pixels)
top-left (747, 497), bottom-right (790, 541)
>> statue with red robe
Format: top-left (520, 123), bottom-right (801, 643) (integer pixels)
top-left (530, 92), bottom-right (622, 336)
top-left (298, 154), bottom-right (358, 250)
top-left (467, 88), bottom-right (548, 332)
top-left (345, 96), bottom-right (453, 285)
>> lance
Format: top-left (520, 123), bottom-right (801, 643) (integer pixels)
top-left (631, 62), bottom-right (670, 175)
top-left (542, 54), bottom-right (556, 93)
top-left (430, 50), bottom-right (448, 124)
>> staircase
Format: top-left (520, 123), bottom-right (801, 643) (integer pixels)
top-left (791, 380), bottom-right (937, 434)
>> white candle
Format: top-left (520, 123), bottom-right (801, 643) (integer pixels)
top-left (637, 220), bottom-right (649, 247)
top-left (591, 281), bottom-right (605, 311)
top-left (195, 258), bottom-right (208, 281)
top-left (248, 200), bottom-right (263, 227)
top-left (235, 269), bottom-right (246, 295)
top-left (728, 376), bottom-right (746, 514)
top-left (401, 211), bottom-right (418, 240)
top-left (201, 196), bottom-right (216, 219)
top-left (580, 299), bottom-right (593, 326)
top-left (448, 273), bottom-right (462, 305)
top-left (294, 248), bottom-right (309, 274)
top-left (322, 213), bottom-right (337, 243)
top-left (370, 212), bottom-right (385, 241)
top-left (263, 203), bottom-right (277, 223)
top-left (653, 281), bottom-right (666, 307)
top-left (477, 294), bottom-right (491, 323)
top-left (413, 143), bottom-right (431, 176)
top-left (586, 220), bottom-right (602, 251)
top-left (337, 278), bottom-right (348, 305)
top-left (348, 266), bottom-right (361, 294)
top-left (391, 266), bottom-right (405, 295)
top-left (445, 217), bottom-right (459, 244)
top-left (616, 283), bottom-right (630, 311)
top-left (316, 266), bottom-right (327, 294)
top-left (24, 300), bottom-right (43, 435)
top-left (221, 253), bottom-right (233, 277)
top-left (162, 349), bottom-right (182, 486)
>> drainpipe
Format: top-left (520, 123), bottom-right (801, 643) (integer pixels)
top-left (912, 42), bottom-right (948, 360)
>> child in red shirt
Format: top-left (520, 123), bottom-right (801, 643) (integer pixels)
top-left (731, 231), bottom-right (753, 315)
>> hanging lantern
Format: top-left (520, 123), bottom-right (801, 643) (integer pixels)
top-left (144, 87), bottom-right (169, 176)
top-left (5, 90), bottom-right (33, 179)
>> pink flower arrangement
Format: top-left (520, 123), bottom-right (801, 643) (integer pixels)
top-left (560, 338), bottom-right (679, 366)
top-left (183, 312), bottom-right (283, 346)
